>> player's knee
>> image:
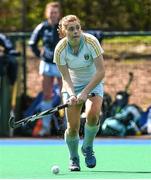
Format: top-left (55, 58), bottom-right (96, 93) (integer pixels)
top-left (88, 108), bottom-right (100, 119)
top-left (87, 117), bottom-right (99, 126)
top-left (67, 127), bottom-right (79, 136)
top-left (86, 110), bottom-right (100, 126)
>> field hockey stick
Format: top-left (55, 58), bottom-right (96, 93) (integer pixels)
top-left (9, 103), bottom-right (69, 129)
top-left (9, 93), bottom-right (96, 129)
top-left (9, 82), bottom-right (18, 136)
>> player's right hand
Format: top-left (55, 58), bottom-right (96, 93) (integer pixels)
top-left (66, 95), bottom-right (77, 105)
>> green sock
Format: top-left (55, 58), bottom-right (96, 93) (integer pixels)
top-left (64, 130), bottom-right (79, 159)
top-left (82, 123), bottom-right (100, 149)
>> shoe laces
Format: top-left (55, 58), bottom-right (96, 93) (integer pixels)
top-left (84, 147), bottom-right (94, 157)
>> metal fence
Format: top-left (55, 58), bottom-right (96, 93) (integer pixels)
top-left (6, 30), bottom-right (151, 96)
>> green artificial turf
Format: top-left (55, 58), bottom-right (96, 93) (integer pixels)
top-left (0, 144), bottom-right (151, 179)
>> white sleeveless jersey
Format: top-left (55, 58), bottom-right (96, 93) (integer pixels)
top-left (53, 32), bottom-right (104, 87)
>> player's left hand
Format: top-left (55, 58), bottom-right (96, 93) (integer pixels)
top-left (77, 92), bottom-right (87, 104)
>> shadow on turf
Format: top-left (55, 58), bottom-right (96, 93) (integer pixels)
top-left (83, 170), bottom-right (151, 174)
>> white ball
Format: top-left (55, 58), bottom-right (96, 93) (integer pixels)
top-left (51, 165), bottom-right (60, 174)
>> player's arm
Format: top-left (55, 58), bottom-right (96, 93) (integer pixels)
top-left (0, 33), bottom-right (14, 54)
top-left (54, 39), bottom-right (77, 104)
top-left (54, 39), bottom-right (76, 96)
top-left (57, 64), bottom-right (76, 97)
top-left (81, 54), bottom-right (105, 96)
top-left (28, 23), bottom-right (43, 58)
top-left (78, 35), bottom-right (105, 100)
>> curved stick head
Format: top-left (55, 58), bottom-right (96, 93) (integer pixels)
top-left (9, 116), bottom-right (15, 128)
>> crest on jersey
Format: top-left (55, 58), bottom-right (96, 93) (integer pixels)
top-left (84, 54), bottom-right (89, 60)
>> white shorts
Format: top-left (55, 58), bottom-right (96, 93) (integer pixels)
top-left (74, 83), bottom-right (104, 98)
top-left (39, 60), bottom-right (61, 77)
top-left (62, 83), bottom-right (104, 101)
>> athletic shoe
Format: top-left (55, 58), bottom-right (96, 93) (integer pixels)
top-left (81, 146), bottom-right (96, 168)
top-left (69, 157), bottom-right (80, 171)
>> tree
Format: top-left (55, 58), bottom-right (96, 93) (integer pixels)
top-left (0, 0), bottom-right (151, 32)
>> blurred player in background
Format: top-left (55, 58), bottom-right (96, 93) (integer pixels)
top-left (0, 33), bottom-right (18, 85)
top-left (29, 2), bottom-right (62, 136)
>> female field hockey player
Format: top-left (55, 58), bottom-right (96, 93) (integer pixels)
top-left (53, 15), bottom-right (105, 171)
top-left (29, 2), bottom-right (62, 136)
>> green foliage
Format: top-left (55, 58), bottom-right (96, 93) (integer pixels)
top-left (0, 0), bottom-right (151, 31)
top-left (104, 36), bottom-right (151, 44)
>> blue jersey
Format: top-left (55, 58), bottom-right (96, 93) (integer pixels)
top-left (0, 33), bottom-right (14, 54)
top-left (29, 20), bottom-right (60, 64)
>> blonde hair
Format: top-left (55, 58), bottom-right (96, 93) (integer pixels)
top-left (58, 15), bottom-right (81, 38)
top-left (45, 2), bottom-right (61, 19)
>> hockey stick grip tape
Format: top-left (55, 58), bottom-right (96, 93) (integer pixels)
top-left (57, 103), bottom-right (69, 110)
top-left (57, 93), bottom-right (95, 110)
